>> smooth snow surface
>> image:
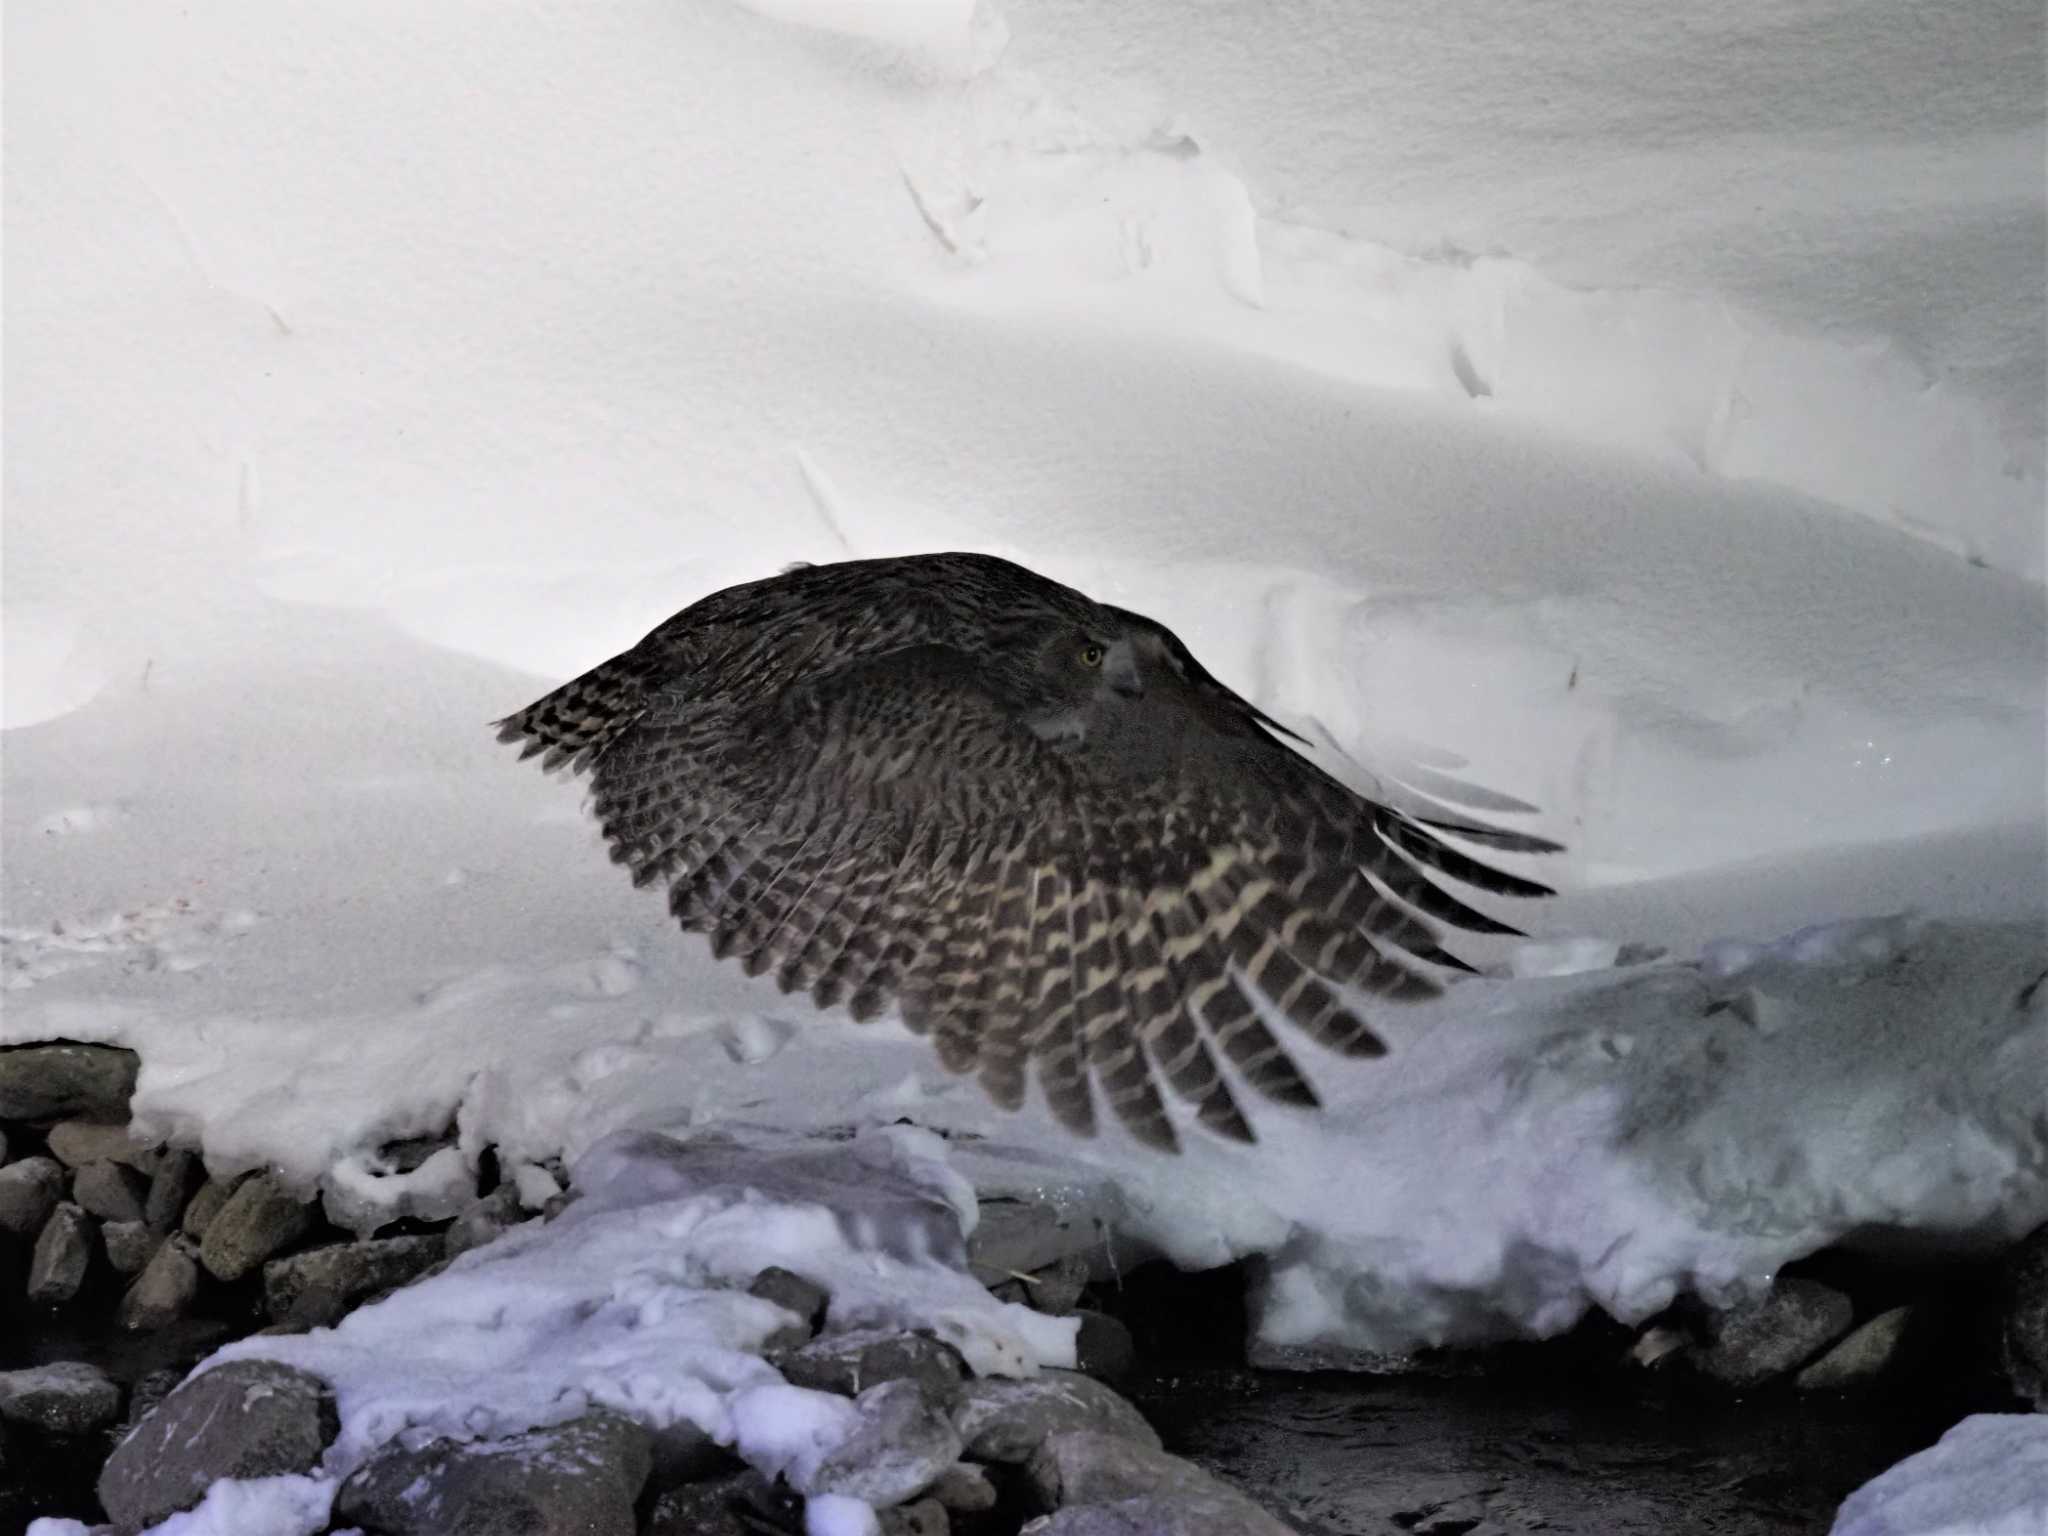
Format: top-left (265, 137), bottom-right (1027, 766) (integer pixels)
top-left (6, 0), bottom-right (2047, 1371)
top-left (1830, 1414), bottom-right (2048, 1536)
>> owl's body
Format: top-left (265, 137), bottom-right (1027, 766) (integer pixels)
top-left (498, 552), bottom-right (1558, 1152)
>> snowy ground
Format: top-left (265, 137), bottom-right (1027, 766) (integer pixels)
top-left (5, 0), bottom-right (2046, 1503)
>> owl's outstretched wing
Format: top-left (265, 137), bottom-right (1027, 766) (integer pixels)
top-left (510, 641), bottom-right (1556, 1154)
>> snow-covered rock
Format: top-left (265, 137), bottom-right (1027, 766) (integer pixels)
top-left (97, 1359), bottom-right (338, 1532)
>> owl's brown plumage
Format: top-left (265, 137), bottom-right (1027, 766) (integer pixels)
top-left (497, 552), bottom-right (1560, 1152)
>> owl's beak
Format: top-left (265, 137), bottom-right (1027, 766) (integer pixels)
top-left (1105, 646), bottom-right (1143, 697)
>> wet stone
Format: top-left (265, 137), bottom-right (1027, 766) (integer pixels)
top-left (1797, 1306), bottom-right (1923, 1392)
top-left (931, 1461), bottom-right (998, 1514)
top-left (953, 1371), bottom-right (1162, 1465)
top-left (46, 1119), bottom-right (158, 1172)
top-left (198, 1172), bottom-right (315, 1281)
top-left (445, 1184), bottom-right (525, 1258)
top-left (103, 1219), bottom-right (161, 1275)
top-left (776, 1328), bottom-right (968, 1406)
top-left (124, 1367), bottom-right (186, 1430)
top-left (1025, 1430), bottom-right (1294, 1536)
top-left (1696, 1279), bottom-right (1853, 1388)
top-left (263, 1233), bottom-right (443, 1328)
top-left (644, 1469), bottom-right (788, 1536)
top-left (1073, 1311), bottom-right (1136, 1386)
top-left (646, 1414), bottom-right (733, 1488)
top-left (0, 1156), bottom-right (66, 1238)
top-left (334, 1408), bottom-right (652, 1536)
top-left (181, 1174), bottom-right (239, 1239)
top-left (750, 1264), bottom-right (829, 1338)
top-left (970, 1194), bottom-right (1115, 1288)
top-left (28, 1201), bottom-right (94, 1303)
top-left (98, 1359), bottom-right (339, 1531)
top-left (118, 1234), bottom-right (203, 1331)
top-left (0, 1361), bottom-right (123, 1436)
top-left (810, 1379), bottom-right (963, 1506)
top-left (0, 1041), bottom-right (139, 1121)
top-left (72, 1159), bottom-right (149, 1224)
top-left (145, 1148), bottom-right (202, 1233)
top-left (1008, 1254), bottom-right (1090, 1315)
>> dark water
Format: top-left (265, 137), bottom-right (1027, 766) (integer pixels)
top-left (1130, 1367), bottom-right (1966, 1536)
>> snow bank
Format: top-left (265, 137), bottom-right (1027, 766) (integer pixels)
top-left (1831, 1414), bottom-right (2048, 1536)
top-left (5, 0), bottom-right (2045, 1364)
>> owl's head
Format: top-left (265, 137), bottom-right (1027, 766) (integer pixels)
top-left (982, 608), bottom-right (1191, 749)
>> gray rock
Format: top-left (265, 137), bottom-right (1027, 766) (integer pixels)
top-left (46, 1120), bottom-right (159, 1172)
top-left (1796, 1306), bottom-right (1924, 1391)
top-left (970, 1191), bottom-right (1123, 1289)
top-left (1073, 1311), bottom-right (1135, 1385)
top-left (28, 1202), bottom-right (94, 1302)
top-left (199, 1172), bottom-right (315, 1281)
top-left (0, 1042), bottom-right (139, 1121)
top-left (954, 1371), bottom-right (1161, 1465)
top-left (334, 1408), bottom-right (651, 1536)
top-left (72, 1159), bottom-right (149, 1224)
top-left (118, 1234), bottom-right (202, 1330)
top-left (1000, 1253), bottom-right (1090, 1315)
top-left (145, 1148), bottom-right (202, 1233)
top-left (810, 1379), bottom-right (962, 1505)
top-left (444, 1185), bottom-right (525, 1258)
top-left (124, 1367), bottom-right (185, 1429)
top-left (0, 1361), bottom-right (123, 1435)
top-left (2002, 1221), bottom-right (2048, 1407)
top-left (0, 1126), bottom-right (8, 1161)
top-left (263, 1233), bottom-right (444, 1328)
top-left (98, 1359), bottom-right (339, 1530)
top-left (777, 1328), bottom-right (968, 1406)
top-left (180, 1174), bottom-right (240, 1239)
top-left (644, 1469), bottom-right (786, 1536)
top-left (882, 1497), bottom-right (951, 1535)
top-left (1025, 1431), bottom-right (1294, 1536)
top-left (103, 1219), bottom-right (161, 1275)
top-left (0, 1156), bottom-right (66, 1237)
top-left (933, 1459), bottom-right (998, 1513)
top-left (750, 1264), bottom-right (829, 1337)
top-left (1696, 1279), bottom-right (1854, 1388)
top-left (646, 1415), bottom-right (733, 1488)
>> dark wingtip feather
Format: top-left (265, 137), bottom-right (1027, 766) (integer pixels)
top-left (1415, 816), bottom-right (1567, 856)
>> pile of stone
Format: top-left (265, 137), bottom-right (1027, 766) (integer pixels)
top-left (1619, 1234), bottom-right (2048, 1406)
top-left (10, 1033), bottom-right (2046, 1535)
top-left (23, 1251), bottom-right (1285, 1535)
top-left (1, 1042), bottom-right (532, 1340)
top-left (3, 1039), bottom-right (1297, 1534)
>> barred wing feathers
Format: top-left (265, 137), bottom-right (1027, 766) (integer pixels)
top-left (509, 639), bottom-right (1555, 1153)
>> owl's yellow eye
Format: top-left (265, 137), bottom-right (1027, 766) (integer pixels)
top-left (1078, 643), bottom-right (1105, 668)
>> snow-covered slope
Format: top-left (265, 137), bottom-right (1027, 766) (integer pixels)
top-left (5, 0), bottom-right (2045, 1365)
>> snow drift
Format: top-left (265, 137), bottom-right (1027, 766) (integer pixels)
top-left (6, 0), bottom-right (2045, 1369)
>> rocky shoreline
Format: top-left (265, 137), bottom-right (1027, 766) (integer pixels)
top-left (4, 1038), bottom-right (2044, 1535)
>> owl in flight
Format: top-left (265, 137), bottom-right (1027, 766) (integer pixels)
top-left (498, 553), bottom-right (1559, 1152)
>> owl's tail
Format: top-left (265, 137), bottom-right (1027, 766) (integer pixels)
top-left (493, 651), bottom-right (655, 775)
